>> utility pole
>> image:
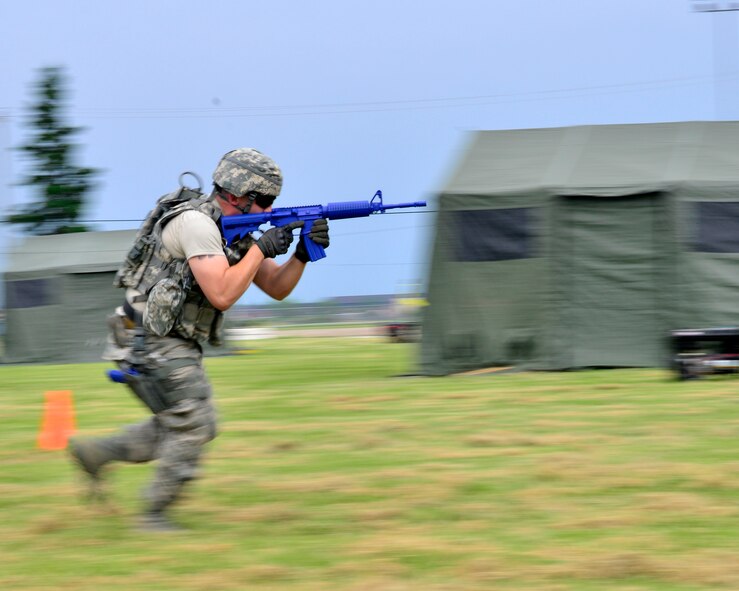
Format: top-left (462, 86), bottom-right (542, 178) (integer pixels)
top-left (691, 1), bottom-right (739, 119)
top-left (0, 115), bottom-right (11, 308)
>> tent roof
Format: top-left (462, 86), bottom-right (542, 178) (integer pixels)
top-left (443, 121), bottom-right (739, 196)
top-left (5, 229), bottom-right (136, 275)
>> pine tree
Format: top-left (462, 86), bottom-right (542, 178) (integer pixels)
top-left (6, 66), bottom-right (100, 234)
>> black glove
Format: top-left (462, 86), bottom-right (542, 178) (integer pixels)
top-left (295, 218), bottom-right (330, 263)
top-left (256, 221), bottom-right (304, 259)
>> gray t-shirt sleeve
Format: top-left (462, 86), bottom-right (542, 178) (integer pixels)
top-left (161, 210), bottom-right (225, 260)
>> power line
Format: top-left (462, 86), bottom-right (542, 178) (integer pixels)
top-left (0, 73), bottom-right (729, 120)
top-left (0, 247), bottom-right (426, 267)
top-left (1, 217), bottom-right (437, 259)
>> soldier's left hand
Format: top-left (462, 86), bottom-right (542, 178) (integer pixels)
top-left (295, 219), bottom-right (330, 263)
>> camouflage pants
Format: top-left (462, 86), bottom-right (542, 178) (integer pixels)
top-left (102, 316), bottom-right (218, 512)
top-left (118, 395), bottom-right (217, 512)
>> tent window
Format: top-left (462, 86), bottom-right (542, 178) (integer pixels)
top-left (694, 202), bottom-right (739, 253)
top-left (6, 278), bottom-right (59, 309)
top-left (452, 208), bottom-right (534, 261)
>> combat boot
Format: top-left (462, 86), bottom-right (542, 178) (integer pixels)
top-left (68, 437), bottom-right (125, 500)
top-left (138, 510), bottom-right (185, 533)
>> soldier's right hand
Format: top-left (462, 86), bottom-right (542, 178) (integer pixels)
top-left (256, 221), bottom-right (304, 258)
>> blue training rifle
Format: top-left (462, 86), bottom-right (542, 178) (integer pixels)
top-left (221, 190), bottom-right (427, 262)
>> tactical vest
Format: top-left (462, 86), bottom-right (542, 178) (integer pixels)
top-left (114, 187), bottom-right (251, 346)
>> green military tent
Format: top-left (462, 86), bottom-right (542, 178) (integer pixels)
top-left (421, 121), bottom-right (739, 375)
top-left (3, 230), bottom-right (136, 363)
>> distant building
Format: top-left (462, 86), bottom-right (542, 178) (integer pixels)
top-left (3, 230), bottom-right (136, 363)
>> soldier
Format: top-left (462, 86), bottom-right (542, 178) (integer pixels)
top-left (69, 148), bottom-right (329, 531)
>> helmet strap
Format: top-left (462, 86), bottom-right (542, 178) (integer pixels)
top-left (216, 189), bottom-right (252, 214)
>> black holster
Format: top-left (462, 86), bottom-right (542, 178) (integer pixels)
top-left (120, 361), bottom-right (171, 414)
top-left (122, 326), bottom-right (199, 414)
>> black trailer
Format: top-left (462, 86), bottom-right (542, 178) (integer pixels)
top-left (671, 327), bottom-right (739, 379)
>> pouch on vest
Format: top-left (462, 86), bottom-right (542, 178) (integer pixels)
top-left (143, 277), bottom-right (186, 337)
top-left (209, 313), bottom-right (224, 347)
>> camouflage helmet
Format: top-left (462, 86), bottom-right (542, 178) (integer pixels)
top-left (212, 148), bottom-right (282, 198)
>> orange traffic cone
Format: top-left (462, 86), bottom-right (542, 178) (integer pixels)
top-left (38, 390), bottom-right (76, 450)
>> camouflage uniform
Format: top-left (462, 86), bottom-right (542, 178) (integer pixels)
top-left (99, 316), bottom-right (219, 515)
top-left (71, 148), bottom-right (282, 529)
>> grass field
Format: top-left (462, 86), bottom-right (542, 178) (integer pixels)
top-left (2, 337), bottom-right (739, 590)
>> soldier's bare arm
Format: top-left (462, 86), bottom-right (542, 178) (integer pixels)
top-left (254, 255), bottom-right (306, 300)
top-left (188, 245), bottom-right (265, 311)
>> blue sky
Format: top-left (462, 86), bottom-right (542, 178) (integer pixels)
top-left (1, 0), bottom-right (737, 304)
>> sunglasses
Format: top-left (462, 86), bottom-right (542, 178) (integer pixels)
top-left (250, 192), bottom-right (276, 209)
